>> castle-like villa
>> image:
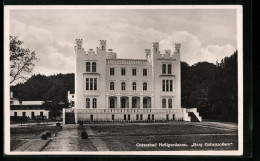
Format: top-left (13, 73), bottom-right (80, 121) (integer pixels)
top-left (74, 39), bottom-right (201, 122)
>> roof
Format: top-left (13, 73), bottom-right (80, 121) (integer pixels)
top-left (21, 101), bottom-right (44, 105)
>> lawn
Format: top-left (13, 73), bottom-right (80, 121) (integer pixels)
top-left (88, 122), bottom-right (238, 151)
top-left (11, 126), bottom-right (61, 151)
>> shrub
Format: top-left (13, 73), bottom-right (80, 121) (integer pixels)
top-left (41, 134), bottom-right (47, 140)
top-left (56, 122), bottom-right (61, 126)
top-left (78, 121), bottom-right (83, 125)
top-left (81, 131), bottom-right (88, 139)
top-left (46, 131), bottom-right (51, 137)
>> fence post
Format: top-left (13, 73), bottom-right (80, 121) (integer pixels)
top-left (63, 108), bottom-right (65, 125)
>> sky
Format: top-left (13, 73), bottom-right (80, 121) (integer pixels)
top-left (9, 8), bottom-right (238, 76)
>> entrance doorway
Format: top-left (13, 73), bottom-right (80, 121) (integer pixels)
top-left (121, 98), bottom-right (126, 108)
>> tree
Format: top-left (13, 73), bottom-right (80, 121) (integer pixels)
top-left (10, 36), bottom-right (39, 84)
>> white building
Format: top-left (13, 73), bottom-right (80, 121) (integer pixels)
top-left (10, 92), bottom-right (49, 119)
top-left (74, 39), bottom-right (201, 122)
top-left (67, 91), bottom-right (75, 108)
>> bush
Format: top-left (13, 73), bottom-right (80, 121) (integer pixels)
top-left (81, 131), bottom-right (88, 139)
top-left (56, 122), bottom-right (61, 126)
top-left (79, 121), bottom-right (83, 125)
top-left (46, 131), bottom-right (51, 137)
top-left (41, 134), bottom-right (47, 140)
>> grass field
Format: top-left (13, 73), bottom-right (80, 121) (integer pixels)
top-left (10, 121), bottom-right (238, 151)
top-left (88, 122), bottom-right (238, 151)
top-left (10, 126), bottom-right (61, 151)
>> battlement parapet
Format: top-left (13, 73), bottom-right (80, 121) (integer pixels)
top-left (152, 42), bottom-right (159, 47)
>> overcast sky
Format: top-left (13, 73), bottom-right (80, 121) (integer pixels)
top-left (10, 8), bottom-right (237, 76)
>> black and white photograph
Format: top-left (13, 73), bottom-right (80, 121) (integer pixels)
top-left (4, 5), bottom-right (243, 155)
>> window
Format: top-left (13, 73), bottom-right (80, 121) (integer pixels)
top-left (14, 112), bottom-right (17, 117)
top-left (93, 98), bottom-right (97, 108)
top-left (86, 62), bottom-right (90, 72)
top-left (86, 78), bottom-right (89, 90)
top-left (92, 62), bottom-right (96, 72)
top-left (86, 98), bottom-right (90, 108)
top-left (22, 112), bottom-right (26, 117)
top-left (166, 114), bottom-right (169, 121)
top-left (136, 114), bottom-right (139, 120)
top-left (132, 69), bottom-right (136, 76)
top-left (128, 114), bottom-right (130, 120)
top-left (112, 115), bottom-right (114, 120)
top-left (166, 80), bottom-right (169, 91)
top-left (90, 78), bottom-right (93, 90)
top-left (143, 82), bottom-right (147, 91)
top-left (140, 114), bottom-right (143, 120)
top-left (110, 82), bottom-right (114, 90)
top-left (162, 64), bottom-right (166, 74)
top-left (162, 80), bottom-right (165, 91)
top-left (132, 82), bottom-right (136, 91)
top-left (31, 112), bottom-right (35, 119)
top-left (124, 114), bottom-right (126, 120)
top-left (143, 69), bottom-right (147, 76)
top-left (152, 114), bottom-right (154, 120)
top-left (72, 95), bottom-right (74, 98)
top-left (162, 98), bottom-right (166, 108)
top-left (90, 115), bottom-right (93, 121)
top-left (86, 78), bottom-right (98, 91)
top-left (121, 82), bottom-right (126, 90)
top-left (121, 68), bottom-right (126, 75)
top-left (40, 112), bottom-right (43, 117)
top-left (170, 80), bottom-right (173, 92)
top-left (110, 68), bottom-right (114, 75)
top-left (168, 98), bottom-right (172, 108)
top-left (110, 98), bottom-right (115, 108)
top-left (143, 98), bottom-right (147, 108)
top-left (94, 78), bottom-right (97, 90)
top-left (162, 79), bottom-right (173, 92)
top-left (168, 64), bottom-right (172, 74)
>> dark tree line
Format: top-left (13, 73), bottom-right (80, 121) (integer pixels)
top-left (182, 51), bottom-right (238, 122)
top-left (11, 51), bottom-right (237, 122)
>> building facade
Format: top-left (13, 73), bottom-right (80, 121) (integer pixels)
top-left (75, 39), bottom-right (201, 122)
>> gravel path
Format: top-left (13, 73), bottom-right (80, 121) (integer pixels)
top-left (43, 125), bottom-right (97, 151)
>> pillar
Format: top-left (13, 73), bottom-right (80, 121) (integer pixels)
top-left (140, 96), bottom-right (143, 109)
top-left (129, 96), bottom-right (132, 108)
top-left (106, 96), bottom-right (109, 109)
top-left (117, 96), bottom-right (121, 108)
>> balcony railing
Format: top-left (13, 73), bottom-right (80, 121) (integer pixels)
top-left (75, 108), bottom-right (185, 114)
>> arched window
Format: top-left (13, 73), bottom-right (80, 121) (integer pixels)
top-left (168, 64), bottom-right (172, 74)
top-left (110, 82), bottom-right (114, 90)
top-left (132, 82), bottom-right (136, 91)
top-left (168, 98), bottom-right (172, 108)
top-left (162, 98), bottom-right (166, 108)
top-left (162, 64), bottom-right (166, 74)
top-left (92, 62), bottom-right (96, 72)
top-left (121, 82), bottom-right (126, 91)
top-left (143, 82), bottom-right (147, 91)
top-left (86, 98), bottom-right (90, 108)
top-left (86, 62), bottom-right (90, 72)
top-left (92, 98), bottom-right (97, 108)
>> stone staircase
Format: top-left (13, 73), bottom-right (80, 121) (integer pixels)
top-left (186, 108), bottom-right (202, 122)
